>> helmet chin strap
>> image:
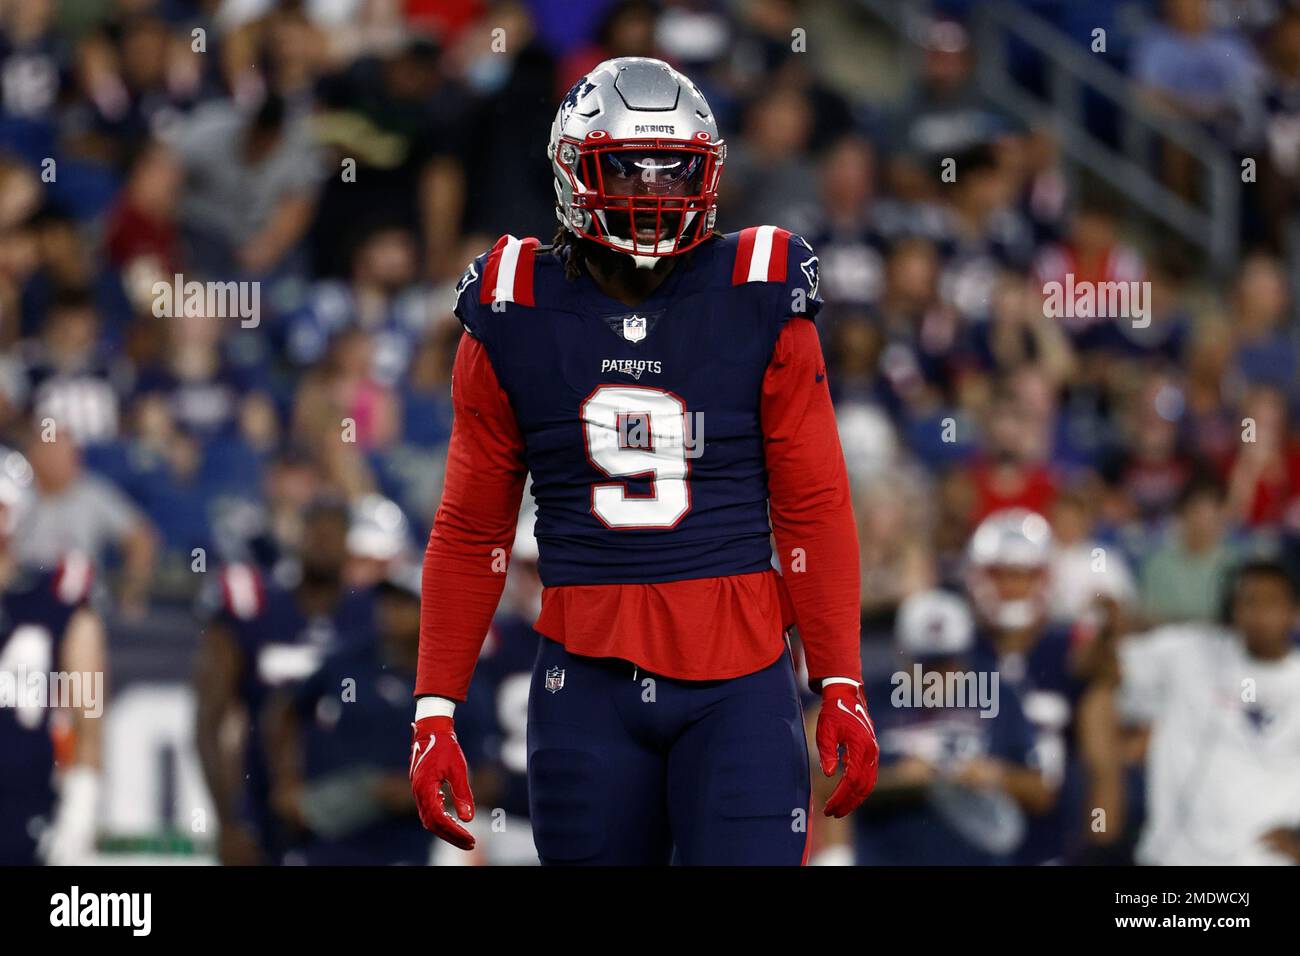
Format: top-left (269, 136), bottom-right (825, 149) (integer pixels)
top-left (631, 255), bottom-right (658, 270)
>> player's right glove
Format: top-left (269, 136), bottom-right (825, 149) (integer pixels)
top-left (409, 716), bottom-right (476, 850)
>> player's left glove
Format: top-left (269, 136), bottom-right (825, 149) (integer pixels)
top-left (815, 681), bottom-right (879, 818)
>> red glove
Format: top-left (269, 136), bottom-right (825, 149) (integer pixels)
top-left (409, 716), bottom-right (476, 850)
top-left (816, 682), bottom-right (879, 817)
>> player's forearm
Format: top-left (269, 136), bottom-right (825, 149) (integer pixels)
top-left (768, 449), bottom-right (861, 681)
top-left (415, 521), bottom-right (514, 701)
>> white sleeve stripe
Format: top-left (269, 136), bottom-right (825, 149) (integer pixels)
top-left (746, 224), bottom-right (776, 282)
top-left (493, 235), bottom-right (523, 303)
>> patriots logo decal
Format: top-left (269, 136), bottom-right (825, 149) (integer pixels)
top-left (800, 255), bottom-right (820, 300)
top-left (560, 77), bottom-right (598, 125)
top-left (453, 261), bottom-right (478, 313)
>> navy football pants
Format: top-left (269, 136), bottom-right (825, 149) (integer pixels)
top-left (526, 638), bottom-right (811, 865)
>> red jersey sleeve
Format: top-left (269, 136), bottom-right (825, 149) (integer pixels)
top-left (415, 331), bottom-right (528, 700)
top-left (761, 317), bottom-right (863, 687)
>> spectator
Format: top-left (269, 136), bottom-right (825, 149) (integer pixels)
top-left (1048, 487), bottom-right (1136, 625)
top-left (17, 425), bottom-right (157, 616)
top-left (1133, 0), bottom-right (1262, 128)
top-left (809, 137), bottom-right (888, 309)
top-left (174, 92), bottom-right (322, 279)
top-left (312, 36), bottom-right (467, 279)
top-left (105, 138), bottom-right (184, 305)
top-left (964, 369), bottom-right (1059, 524)
top-left (1226, 384), bottom-right (1300, 528)
top-left (720, 86), bottom-right (819, 235)
top-left (1098, 559), bottom-right (1300, 865)
top-left (286, 223), bottom-right (429, 389)
top-left (13, 287), bottom-right (130, 446)
top-left (1224, 252), bottom-right (1298, 397)
top-left (1139, 474), bottom-right (1237, 623)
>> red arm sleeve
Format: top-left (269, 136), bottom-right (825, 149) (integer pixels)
top-left (761, 318), bottom-right (863, 688)
top-left (415, 332), bottom-right (528, 700)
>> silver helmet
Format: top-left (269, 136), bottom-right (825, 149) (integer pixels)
top-left (964, 508), bottom-right (1053, 631)
top-left (549, 57), bottom-right (724, 266)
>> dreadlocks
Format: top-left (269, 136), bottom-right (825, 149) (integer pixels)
top-left (549, 225), bottom-right (722, 282)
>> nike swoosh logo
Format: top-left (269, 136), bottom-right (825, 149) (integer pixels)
top-left (410, 735), bottom-right (437, 776)
top-left (837, 699), bottom-right (876, 742)
top-left (815, 369), bottom-right (826, 383)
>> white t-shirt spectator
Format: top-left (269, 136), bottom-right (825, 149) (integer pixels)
top-left (1119, 624), bottom-right (1300, 865)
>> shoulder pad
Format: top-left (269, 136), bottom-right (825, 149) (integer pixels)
top-left (730, 227), bottom-right (822, 319)
top-left (474, 234), bottom-right (541, 307)
top-left (452, 234), bottom-right (542, 340)
top-left (220, 563), bottom-right (266, 621)
top-left (52, 551), bottom-right (95, 606)
top-left (731, 225), bottom-right (793, 285)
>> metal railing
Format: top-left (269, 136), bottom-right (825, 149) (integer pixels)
top-left (856, 0), bottom-right (1241, 274)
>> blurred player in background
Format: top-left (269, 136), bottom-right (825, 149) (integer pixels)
top-left (0, 446), bottom-right (103, 865)
top-left (193, 498), bottom-right (375, 864)
top-left (1085, 558), bottom-right (1300, 865)
top-left (409, 57), bottom-right (878, 865)
top-left (812, 589), bottom-right (1049, 865)
top-left (264, 566), bottom-right (431, 866)
top-left (964, 508), bottom-right (1085, 864)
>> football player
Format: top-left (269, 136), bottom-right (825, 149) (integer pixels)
top-left (409, 58), bottom-right (878, 865)
top-left (194, 498), bottom-right (375, 864)
top-left (0, 446), bottom-right (104, 865)
top-left (263, 567), bottom-right (431, 866)
top-left (818, 589), bottom-right (1049, 866)
top-left (964, 508), bottom-right (1082, 863)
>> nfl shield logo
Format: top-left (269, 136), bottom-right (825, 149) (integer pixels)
top-left (623, 315), bottom-right (646, 343)
top-left (544, 666), bottom-right (565, 693)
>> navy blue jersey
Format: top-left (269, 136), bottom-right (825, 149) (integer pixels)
top-left (212, 564), bottom-right (376, 839)
top-left (854, 673), bottom-right (1037, 866)
top-left (295, 640), bottom-right (415, 778)
top-left (971, 624), bottom-right (1084, 864)
top-left (456, 613), bottom-right (539, 819)
top-left (0, 561), bottom-right (92, 864)
top-left (453, 227), bottom-right (821, 587)
top-left (288, 639), bottom-right (430, 865)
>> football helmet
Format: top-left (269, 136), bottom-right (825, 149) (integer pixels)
top-left (895, 589), bottom-right (975, 659)
top-left (346, 493), bottom-right (410, 562)
top-left (964, 508), bottom-right (1053, 631)
top-left (549, 57), bottom-right (724, 266)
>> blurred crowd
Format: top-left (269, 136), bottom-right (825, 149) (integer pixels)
top-left (1, 0), bottom-right (1299, 866)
